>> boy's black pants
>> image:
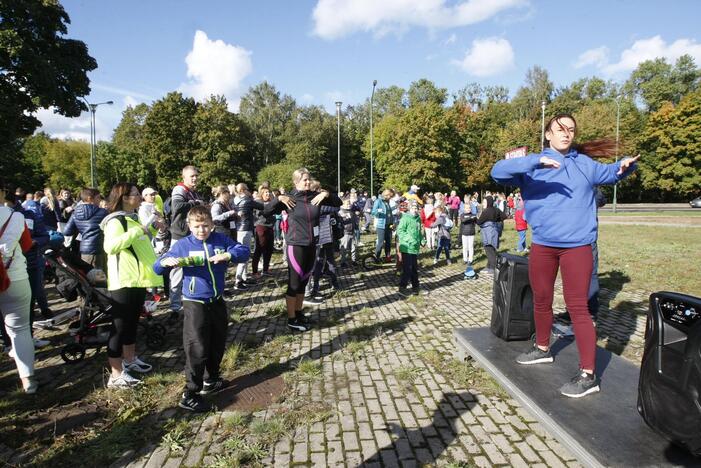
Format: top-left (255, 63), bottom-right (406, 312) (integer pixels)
top-left (182, 298), bottom-right (228, 395)
top-left (399, 252), bottom-right (419, 289)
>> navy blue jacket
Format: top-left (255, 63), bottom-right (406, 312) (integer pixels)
top-left (153, 232), bottom-right (249, 301)
top-left (13, 203), bottom-right (49, 270)
top-left (63, 202), bottom-right (108, 254)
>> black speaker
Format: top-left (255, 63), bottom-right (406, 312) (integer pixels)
top-left (638, 291), bottom-right (701, 457)
top-left (490, 253), bottom-right (534, 341)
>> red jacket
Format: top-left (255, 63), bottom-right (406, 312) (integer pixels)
top-left (514, 209), bottom-right (528, 231)
top-left (420, 209), bottom-right (435, 228)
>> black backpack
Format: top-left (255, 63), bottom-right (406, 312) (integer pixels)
top-left (331, 214), bottom-right (344, 241)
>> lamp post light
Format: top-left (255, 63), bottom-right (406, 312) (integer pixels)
top-left (613, 95), bottom-right (621, 213)
top-left (82, 98), bottom-right (114, 187)
top-left (370, 79), bottom-right (377, 198)
top-left (335, 101), bottom-right (342, 192)
top-left (540, 100), bottom-right (546, 151)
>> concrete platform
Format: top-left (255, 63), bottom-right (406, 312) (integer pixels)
top-left (454, 327), bottom-right (700, 468)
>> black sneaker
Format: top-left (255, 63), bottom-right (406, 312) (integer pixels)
top-left (234, 281), bottom-right (248, 291)
top-left (560, 370), bottom-right (600, 398)
top-left (40, 309), bottom-right (54, 320)
top-left (303, 296), bottom-right (323, 306)
top-left (398, 287), bottom-right (410, 297)
top-left (287, 317), bottom-right (310, 332)
top-left (411, 287), bottom-right (420, 296)
top-left (516, 345), bottom-right (554, 365)
top-left (297, 313), bottom-right (315, 326)
top-left (179, 392), bottom-right (212, 412)
top-left (200, 378), bottom-right (226, 395)
top-left (244, 278), bottom-right (257, 285)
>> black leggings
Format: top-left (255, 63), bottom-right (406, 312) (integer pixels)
top-left (108, 287), bottom-right (146, 358)
top-left (252, 225), bottom-right (274, 274)
top-left (286, 244), bottom-right (315, 297)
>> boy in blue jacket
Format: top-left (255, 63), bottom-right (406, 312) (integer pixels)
top-left (154, 205), bottom-right (249, 412)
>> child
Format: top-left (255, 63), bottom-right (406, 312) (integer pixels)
top-left (514, 198), bottom-right (528, 252)
top-left (154, 206), bottom-right (249, 412)
top-left (339, 198), bottom-right (358, 267)
top-left (430, 206), bottom-right (452, 265)
top-left (396, 201), bottom-right (425, 296)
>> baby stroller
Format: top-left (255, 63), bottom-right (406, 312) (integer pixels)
top-left (44, 248), bottom-right (167, 364)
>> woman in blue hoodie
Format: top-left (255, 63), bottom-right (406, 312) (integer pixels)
top-left (491, 114), bottom-right (639, 398)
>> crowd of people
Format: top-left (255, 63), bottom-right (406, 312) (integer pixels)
top-left (1, 112), bottom-right (638, 407)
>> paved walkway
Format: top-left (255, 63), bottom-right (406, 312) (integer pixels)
top-left (0, 244), bottom-right (651, 468)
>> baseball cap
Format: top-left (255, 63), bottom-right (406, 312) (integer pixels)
top-left (410, 184), bottom-right (420, 192)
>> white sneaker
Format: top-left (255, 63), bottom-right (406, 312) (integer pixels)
top-left (123, 356), bottom-right (153, 373)
top-left (433, 259), bottom-right (438, 265)
top-left (33, 338), bottom-right (50, 348)
top-left (108, 371), bottom-right (141, 388)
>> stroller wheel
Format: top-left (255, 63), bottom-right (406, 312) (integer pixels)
top-left (61, 343), bottom-right (86, 363)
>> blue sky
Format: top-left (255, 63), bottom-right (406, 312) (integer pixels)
top-left (37, 0), bottom-right (701, 141)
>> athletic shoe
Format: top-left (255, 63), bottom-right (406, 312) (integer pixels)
top-left (560, 370), bottom-right (600, 398)
top-left (244, 278), bottom-right (257, 285)
top-left (33, 338), bottom-right (50, 348)
top-left (516, 345), bottom-right (554, 365)
top-left (398, 287), bottom-right (410, 297)
top-left (446, 259), bottom-right (452, 265)
top-left (123, 356), bottom-right (153, 373)
top-left (303, 296), bottom-right (323, 306)
top-left (261, 271), bottom-right (274, 277)
top-left (107, 371), bottom-right (141, 389)
top-left (179, 392), bottom-right (212, 412)
top-left (40, 309), bottom-right (54, 320)
top-left (287, 317), bottom-right (310, 332)
top-left (200, 378), bottom-right (226, 395)
top-left (433, 259), bottom-right (438, 265)
top-left (23, 377), bottom-right (38, 395)
top-left (234, 281), bottom-right (248, 291)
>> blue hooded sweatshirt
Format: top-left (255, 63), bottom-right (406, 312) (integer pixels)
top-left (153, 231), bottom-right (249, 302)
top-left (491, 148), bottom-right (636, 248)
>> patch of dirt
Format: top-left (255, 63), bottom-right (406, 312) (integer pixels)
top-left (25, 401), bottom-right (106, 437)
top-left (213, 371), bottom-right (285, 412)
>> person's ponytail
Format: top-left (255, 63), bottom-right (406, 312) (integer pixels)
top-left (543, 114), bottom-right (621, 159)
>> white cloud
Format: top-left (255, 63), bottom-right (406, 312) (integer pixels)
top-left (574, 46), bottom-right (609, 69)
top-left (311, 0), bottom-right (528, 40)
top-left (179, 30), bottom-right (253, 110)
top-left (35, 95), bottom-right (145, 142)
top-left (453, 37), bottom-right (514, 76)
top-left (444, 33), bottom-right (457, 45)
top-left (576, 36), bottom-right (701, 75)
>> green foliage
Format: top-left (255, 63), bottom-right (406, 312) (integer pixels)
top-left (626, 55), bottom-right (700, 112)
top-left (143, 92), bottom-right (198, 190)
top-left (374, 102), bottom-right (459, 191)
top-left (42, 139), bottom-right (91, 190)
top-left (407, 78), bottom-right (447, 107)
top-left (193, 95), bottom-right (253, 188)
top-left (637, 90), bottom-right (701, 199)
top-left (0, 0), bottom-right (96, 148)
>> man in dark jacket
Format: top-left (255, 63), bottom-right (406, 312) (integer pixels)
top-left (168, 166), bottom-right (204, 316)
top-left (232, 183), bottom-right (264, 290)
top-left (63, 188), bottom-right (108, 270)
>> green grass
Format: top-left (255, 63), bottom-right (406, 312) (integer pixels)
top-left (492, 221), bottom-right (700, 296)
top-left (598, 210), bottom-right (701, 217)
top-left (419, 350), bottom-right (507, 399)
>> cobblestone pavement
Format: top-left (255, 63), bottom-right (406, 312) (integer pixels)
top-left (1, 244), bottom-right (652, 468)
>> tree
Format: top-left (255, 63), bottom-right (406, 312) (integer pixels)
top-left (512, 65), bottom-right (554, 119)
top-left (626, 55), bottom-right (700, 112)
top-left (239, 81), bottom-right (298, 172)
top-left (111, 103), bottom-right (155, 187)
top-left (637, 90), bottom-right (701, 200)
top-left (373, 85), bottom-right (407, 117)
top-left (193, 95), bottom-right (253, 189)
top-left (143, 92), bottom-right (198, 190)
top-left (42, 138), bottom-right (91, 190)
top-left (0, 0), bottom-right (97, 159)
top-left (407, 79), bottom-right (447, 107)
top-left (374, 103), bottom-right (459, 191)
top-left (16, 133), bottom-right (50, 190)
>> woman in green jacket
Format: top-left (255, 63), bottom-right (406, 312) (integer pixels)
top-left (396, 201), bottom-right (425, 296)
top-left (101, 183), bottom-right (163, 388)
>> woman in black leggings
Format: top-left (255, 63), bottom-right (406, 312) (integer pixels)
top-left (252, 186), bottom-right (275, 277)
top-left (101, 183), bottom-right (163, 388)
top-left (266, 168), bottom-right (341, 331)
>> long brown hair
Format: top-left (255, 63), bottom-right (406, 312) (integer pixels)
top-left (544, 114), bottom-right (619, 158)
top-left (105, 183), bottom-right (137, 213)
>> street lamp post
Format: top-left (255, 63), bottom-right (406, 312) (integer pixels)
top-left (335, 101), bottom-right (342, 192)
top-left (540, 100), bottom-right (546, 151)
top-left (82, 98), bottom-right (114, 187)
top-left (613, 96), bottom-right (621, 213)
top-left (370, 80), bottom-right (377, 198)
